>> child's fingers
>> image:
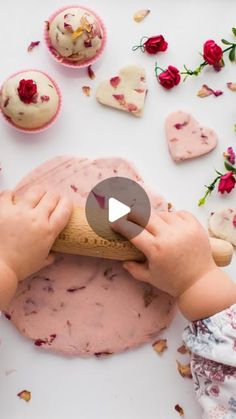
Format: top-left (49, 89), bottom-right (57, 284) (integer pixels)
top-left (20, 187), bottom-right (47, 208)
top-left (49, 196), bottom-right (72, 237)
top-left (36, 192), bottom-right (61, 218)
top-left (123, 261), bottom-right (150, 283)
top-left (128, 209), bottom-right (165, 235)
top-left (112, 218), bottom-right (154, 256)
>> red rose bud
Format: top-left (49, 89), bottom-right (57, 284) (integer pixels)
top-left (17, 79), bottom-right (38, 104)
top-left (203, 40), bottom-right (223, 66)
top-left (144, 35), bottom-right (168, 54)
top-left (158, 66), bottom-right (181, 90)
top-left (224, 147), bottom-right (235, 165)
top-left (218, 172), bottom-right (236, 194)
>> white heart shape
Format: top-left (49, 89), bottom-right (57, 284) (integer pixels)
top-left (96, 65), bottom-right (147, 117)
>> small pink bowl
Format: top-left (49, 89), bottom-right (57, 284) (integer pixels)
top-left (44, 5), bottom-right (107, 69)
top-left (0, 70), bottom-right (62, 134)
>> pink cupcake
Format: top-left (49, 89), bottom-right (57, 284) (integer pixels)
top-left (0, 70), bottom-right (61, 133)
top-left (45, 5), bottom-right (106, 68)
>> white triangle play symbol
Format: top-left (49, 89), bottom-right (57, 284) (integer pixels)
top-left (108, 197), bottom-right (131, 223)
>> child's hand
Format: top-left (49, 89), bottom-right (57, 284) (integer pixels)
top-left (0, 188), bottom-right (72, 283)
top-left (113, 210), bottom-right (236, 320)
top-left (114, 210), bottom-right (215, 297)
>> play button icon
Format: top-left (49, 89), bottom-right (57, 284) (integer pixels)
top-left (108, 198), bottom-right (131, 223)
top-left (85, 177), bottom-right (151, 241)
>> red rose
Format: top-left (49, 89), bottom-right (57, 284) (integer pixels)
top-left (158, 66), bottom-right (181, 90)
top-left (144, 35), bottom-right (168, 55)
top-left (17, 79), bottom-right (38, 104)
top-left (203, 40), bottom-right (223, 66)
top-left (218, 172), bottom-right (236, 194)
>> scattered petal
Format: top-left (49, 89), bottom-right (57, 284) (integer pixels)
top-left (92, 191), bottom-right (106, 209)
top-left (152, 339), bottom-right (168, 354)
top-left (126, 103), bottom-right (138, 113)
top-left (133, 9), bottom-right (150, 23)
top-left (175, 404), bottom-right (185, 416)
top-left (72, 27), bottom-right (84, 40)
top-left (27, 41), bottom-right (40, 52)
top-left (82, 86), bottom-right (91, 97)
top-left (197, 84), bottom-right (223, 98)
top-left (176, 361), bottom-right (192, 379)
top-left (70, 184), bottom-right (78, 192)
top-left (88, 65), bottom-right (95, 80)
top-left (110, 76), bottom-right (121, 88)
top-left (177, 344), bottom-right (189, 355)
top-left (5, 369), bottom-right (17, 376)
top-left (227, 82), bottom-right (236, 92)
top-left (17, 390), bottom-right (31, 402)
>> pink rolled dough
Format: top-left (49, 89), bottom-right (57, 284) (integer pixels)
top-left (6, 156), bottom-right (175, 357)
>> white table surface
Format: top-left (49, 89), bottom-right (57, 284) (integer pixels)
top-left (0, 1), bottom-right (235, 418)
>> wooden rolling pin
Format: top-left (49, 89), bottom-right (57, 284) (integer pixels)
top-left (52, 207), bottom-right (234, 267)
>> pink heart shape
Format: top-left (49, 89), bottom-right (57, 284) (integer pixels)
top-left (166, 111), bottom-right (218, 162)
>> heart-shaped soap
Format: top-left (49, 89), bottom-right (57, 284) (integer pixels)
top-left (165, 111), bottom-right (218, 162)
top-left (96, 65), bottom-right (147, 117)
top-left (209, 209), bottom-right (236, 246)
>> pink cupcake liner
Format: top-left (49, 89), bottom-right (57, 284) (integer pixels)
top-left (0, 69), bottom-right (62, 134)
top-left (44, 5), bottom-right (107, 69)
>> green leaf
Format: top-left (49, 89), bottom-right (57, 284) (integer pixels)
top-left (225, 161), bottom-right (236, 173)
top-left (229, 47), bottom-right (236, 62)
top-left (221, 38), bottom-right (231, 45)
top-left (232, 27), bottom-right (236, 37)
top-left (198, 197), bottom-right (206, 207)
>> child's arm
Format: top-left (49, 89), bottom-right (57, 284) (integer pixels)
top-left (0, 188), bottom-right (72, 310)
top-left (113, 210), bottom-right (236, 417)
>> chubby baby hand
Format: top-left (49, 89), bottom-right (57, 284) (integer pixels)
top-left (113, 210), bottom-right (236, 321)
top-left (0, 188), bottom-right (72, 309)
top-left (113, 210), bottom-right (216, 298)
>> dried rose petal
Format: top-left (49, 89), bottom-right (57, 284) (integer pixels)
top-left (4, 313), bottom-right (11, 320)
top-left (110, 76), bottom-right (121, 88)
top-left (168, 202), bottom-right (173, 211)
top-left (82, 86), bottom-right (91, 97)
top-left (4, 97), bottom-right (10, 108)
top-left (175, 404), bottom-right (184, 416)
top-left (92, 191), bottom-right (106, 209)
top-left (64, 22), bottom-right (73, 32)
top-left (197, 84), bottom-right (223, 98)
top-left (174, 121), bottom-right (188, 130)
top-left (113, 94), bottom-right (125, 105)
top-left (40, 95), bottom-right (50, 103)
top-left (227, 82), bottom-right (236, 92)
top-left (133, 9), bottom-right (150, 23)
top-left (70, 184), bottom-right (78, 192)
top-left (17, 390), bottom-right (31, 402)
top-left (64, 13), bottom-right (75, 19)
top-left (134, 88), bottom-right (145, 93)
top-left (152, 339), bottom-right (168, 354)
top-left (27, 41), bottom-right (40, 52)
top-left (88, 65), bottom-right (95, 80)
top-left (176, 361), bottom-right (192, 379)
top-left (177, 344), bottom-right (189, 355)
top-left (67, 286), bottom-right (86, 292)
top-left (126, 103), bottom-right (138, 113)
top-left (84, 39), bottom-right (92, 48)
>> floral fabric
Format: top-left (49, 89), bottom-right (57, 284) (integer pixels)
top-left (183, 305), bottom-right (236, 419)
